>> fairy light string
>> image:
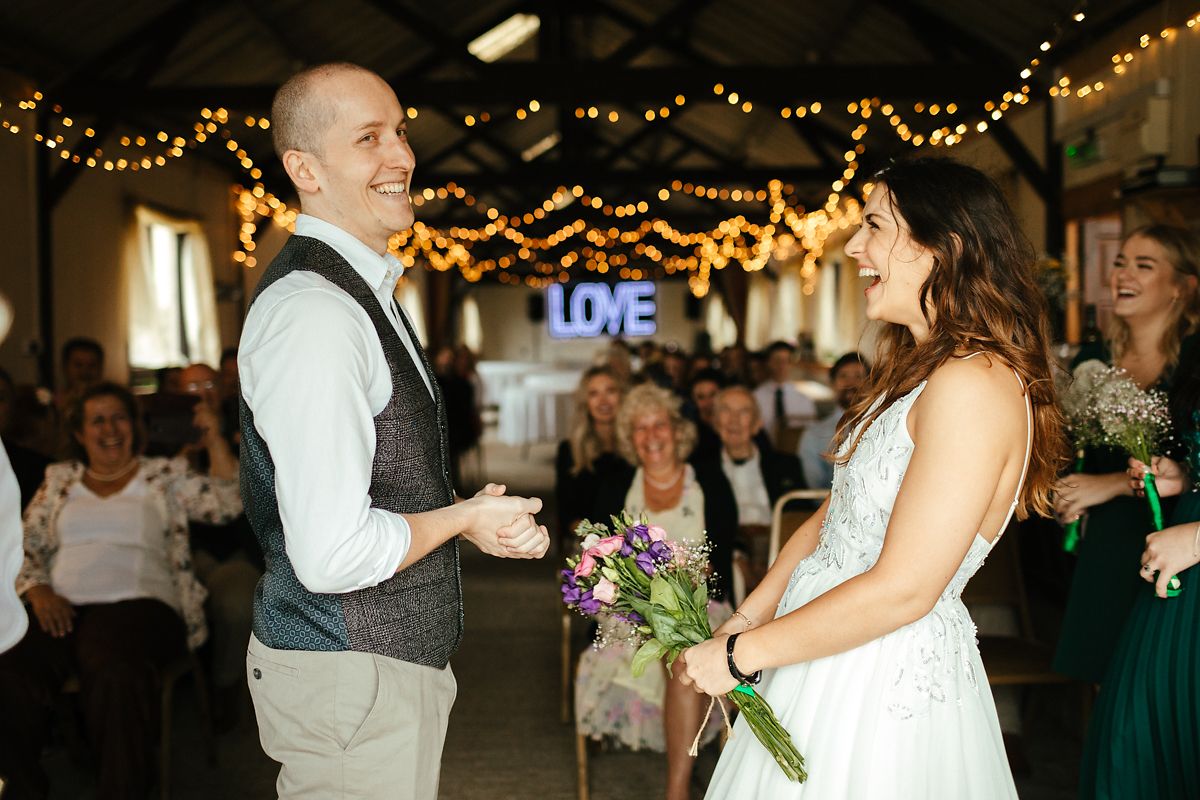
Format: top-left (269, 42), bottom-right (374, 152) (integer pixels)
top-left (6, 5), bottom-right (1196, 292)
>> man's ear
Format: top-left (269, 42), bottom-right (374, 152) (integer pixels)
top-left (282, 150), bottom-right (320, 194)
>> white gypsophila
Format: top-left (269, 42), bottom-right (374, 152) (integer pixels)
top-left (1092, 365), bottom-right (1172, 462)
top-left (1061, 359), bottom-right (1108, 447)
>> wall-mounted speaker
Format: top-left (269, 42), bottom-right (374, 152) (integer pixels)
top-left (527, 293), bottom-right (545, 323)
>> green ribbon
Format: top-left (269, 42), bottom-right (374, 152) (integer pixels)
top-left (1144, 473), bottom-right (1182, 598)
top-left (733, 683), bottom-right (755, 696)
top-left (1062, 451), bottom-right (1086, 553)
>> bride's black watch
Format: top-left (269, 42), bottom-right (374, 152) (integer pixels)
top-left (726, 633), bottom-right (762, 685)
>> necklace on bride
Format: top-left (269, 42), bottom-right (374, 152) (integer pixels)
top-left (643, 466), bottom-right (684, 491)
top-left (86, 459), bottom-right (139, 482)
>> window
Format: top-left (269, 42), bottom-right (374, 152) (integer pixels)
top-left (127, 206), bottom-right (220, 369)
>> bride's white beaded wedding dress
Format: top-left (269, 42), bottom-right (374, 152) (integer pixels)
top-left (707, 370), bottom-right (1026, 799)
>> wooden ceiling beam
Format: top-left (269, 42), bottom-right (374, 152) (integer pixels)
top-left (56, 63), bottom-right (1011, 111)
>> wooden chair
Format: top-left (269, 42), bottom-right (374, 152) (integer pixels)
top-left (962, 530), bottom-right (1069, 686)
top-left (961, 529), bottom-right (1087, 741)
top-left (60, 650), bottom-right (215, 800)
top-left (767, 489), bottom-right (830, 566)
top-left (159, 652), bottom-right (217, 800)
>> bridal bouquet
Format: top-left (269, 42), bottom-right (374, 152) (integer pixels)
top-left (561, 513), bottom-right (807, 782)
top-left (1090, 365), bottom-right (1180, 596)
top-left (1058, 360), bottom-right (1110, 552)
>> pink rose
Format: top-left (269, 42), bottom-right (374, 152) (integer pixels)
top-left (574, 554), bottom-right (596, 578)
top-left (586, 535), bottom-right (624, 558)
top-left (593, 577), bottom-right (618, 604)
top-left (646, 525), bottom-right (668, 542)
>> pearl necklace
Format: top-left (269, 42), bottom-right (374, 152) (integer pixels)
top-left (85, 459), bottom-right (139, 482)
top-left (643, 466), bottom-right (684, 491)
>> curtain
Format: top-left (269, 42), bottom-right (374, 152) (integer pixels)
top-left (127, 205), bottom-right (220, 368)
top-left (396, 277), bottom-right (428, 347)
top-left (458, 292), bottom-right (482, 353)
top-left (767, 261), bottom-right (802, 344)
top-left (743, 271), bottom-right (772, 351)
top-left (704, 293), bottom-right (738, 351)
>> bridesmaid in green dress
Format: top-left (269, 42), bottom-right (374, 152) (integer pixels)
top-left (1079, 367), bottom-right (1200, 797)
top-left (1053, 225), bottom-right (1200, 683)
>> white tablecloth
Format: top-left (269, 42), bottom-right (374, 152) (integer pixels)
top-left (495, 369), bottom-right (583, 446)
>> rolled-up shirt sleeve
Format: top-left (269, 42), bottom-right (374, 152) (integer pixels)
top-left (241, 284), bottom-right (411, 594)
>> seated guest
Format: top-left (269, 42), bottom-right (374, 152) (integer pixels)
top-left (718, 344), bottom-right (749, 386)
top-left (179, 362), bottom-right (262, 725)
top-left (217, 347), bottom-right (242, 445)
top-left (0, 381), bottom-right (241, 800)
top-left (753, 341), bottom-right (816, 447)
top-left (797, 352), bottom-right (869, 490)
top-left (432, 347), bottom-right (481, 493)
top-left (55, 337), bottom-right (104, 413)
top-left (555, 366), bottom-right (628, 543)
top-left (714, 385), bottom-right (805, 524)
top-left (583, 383), bottom-right (736, 800)
top-left (685, 368), bottom-right (724, 462)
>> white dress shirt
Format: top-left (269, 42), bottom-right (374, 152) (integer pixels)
top-left (239, 215), bottom-right (433, 595)
top-left (719, 449), bottom-right (772, 526)
top-left (797, 407), bottom-right (844, 491)
top-left (753, 380), bottom-right (817, 433)
top-left (0, 444), bottom-right (27, 653)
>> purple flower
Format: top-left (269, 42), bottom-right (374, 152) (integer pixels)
top-left (578, 589), bottom-right (601, 615)
top-left (561, 583), bottom-right (582, 605)
top-left (628, 524), bottom-right (650, 543)
top-left (626, 611), bottom-right (646, 625)
top-left (561, 568), bottom-right (577, 588)
top-left (620, 540), bottom-right (635, 557)
top-left (635, 551), bottom-right (657, 576)
top-left (647, 540), bottom-right (673, 562)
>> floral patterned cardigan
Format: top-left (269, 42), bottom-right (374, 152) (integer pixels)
top-left (17, 456), bottom-right (243, 650)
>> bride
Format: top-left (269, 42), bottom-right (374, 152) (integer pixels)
top-left (678, 157), bottom-right (1065, 798)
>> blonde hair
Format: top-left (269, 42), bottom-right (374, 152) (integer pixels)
top-left (567, 366), bottom-right (625, 476)
top-left (1107, 224), bottom-right (1200, 367)
top-left (616, 383), bottom-right (697, 466)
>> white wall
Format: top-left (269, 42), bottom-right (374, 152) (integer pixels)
top-left (0, 132), bottom-right (245, 387)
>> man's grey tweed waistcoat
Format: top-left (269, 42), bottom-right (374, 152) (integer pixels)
top-left (239, 234), bottom-right (462, 668)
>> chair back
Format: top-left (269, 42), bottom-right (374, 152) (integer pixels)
top-left (768, 488), bottom-right (829, 565)
top-left (960, 524), bottom-right (1035, 639)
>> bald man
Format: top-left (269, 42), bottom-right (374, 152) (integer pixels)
top-left (238, 63), bottom-right (549, 798)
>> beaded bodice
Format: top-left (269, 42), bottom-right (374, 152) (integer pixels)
top-left (778, 372), bottom-right (1030, 719)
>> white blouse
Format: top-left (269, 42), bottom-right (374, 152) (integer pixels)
top-left (51, 473), bottom-right (180, 613)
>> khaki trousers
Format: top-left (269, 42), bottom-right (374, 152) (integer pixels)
top-left (247, 634), bottom-right (457, 800)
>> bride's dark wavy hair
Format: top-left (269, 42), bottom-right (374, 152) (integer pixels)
top-left (834, 157), bottom-right (1067, 518)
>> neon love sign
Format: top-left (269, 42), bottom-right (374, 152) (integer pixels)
top-left (546, 281), bottom-right (657, 339)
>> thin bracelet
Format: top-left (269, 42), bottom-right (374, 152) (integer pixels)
top-left (1193, 520), bottom-right (1200, 557)
top-left (732, 610), bottom-right (752, 631)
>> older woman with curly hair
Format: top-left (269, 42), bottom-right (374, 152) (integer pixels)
top-left (576, 382), bottom-right (736, 800)
top-left (0, 381), bottom-right (241, 800)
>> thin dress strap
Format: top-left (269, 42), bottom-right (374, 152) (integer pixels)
top-left (992, 367), bottom-right (1034, 545)
top-left (960, 352), bottom-right (1033, 545)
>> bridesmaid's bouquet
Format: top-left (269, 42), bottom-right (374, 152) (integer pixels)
top-left (561, 513), bottom-right (808, 782)
top-left (1088, 365), bottom-right (1181, 596)
top-left (1059, 360), bottom-right (1109, 553)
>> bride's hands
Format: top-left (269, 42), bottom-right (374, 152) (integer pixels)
top-left (677, 635), bottom-right (739, 696)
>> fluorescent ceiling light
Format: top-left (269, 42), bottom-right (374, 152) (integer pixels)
top-left (468, 14), bottom-right (541, 62)
top-left (522, 131), bottom-right (561, 162)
